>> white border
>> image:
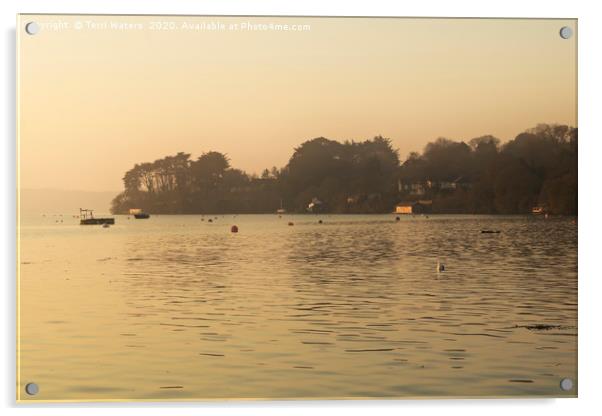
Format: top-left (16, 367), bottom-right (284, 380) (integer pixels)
top-left (2, 1), bottom-right (600, 415)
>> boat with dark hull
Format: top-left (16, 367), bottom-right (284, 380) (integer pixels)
top-left (130, 208), bottom-right (150, 219)
top-left (79, 208), bottom-right (115, 225)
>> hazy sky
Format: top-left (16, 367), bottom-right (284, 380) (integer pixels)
top-left (18, 15), bottom-right (577, 192)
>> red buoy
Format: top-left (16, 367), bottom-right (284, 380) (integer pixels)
top-left (231, 225), bottom-right (239, 233)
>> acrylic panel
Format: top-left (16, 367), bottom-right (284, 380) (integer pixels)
top-left (17, 14), bottom-right (578, 402)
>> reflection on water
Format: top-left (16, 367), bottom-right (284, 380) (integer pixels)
top-left (18, 214), bottom-right (577, 400)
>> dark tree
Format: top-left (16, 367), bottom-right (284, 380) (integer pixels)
top-left (111, 124), bottom-right (576, 215)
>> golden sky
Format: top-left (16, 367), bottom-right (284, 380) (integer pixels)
top-left (18, 15), bottom-right (577, 192)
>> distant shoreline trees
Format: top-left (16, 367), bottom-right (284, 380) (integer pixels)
top-left (111, 124), bottom-right (577, 215)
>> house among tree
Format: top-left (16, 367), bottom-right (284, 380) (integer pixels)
top-left (399, 181), bottom-right (427, 196)
top-left (395, 200), bottom-right (433, 214)
top-left (438, 181), bottom-right (457, 190)
top-left (438, 176), bottom-right (472, 191)
top-left (409, 183), bottom-right (426, 195)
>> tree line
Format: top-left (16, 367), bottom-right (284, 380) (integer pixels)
top-left (110, 124), bottom-right (577, 215)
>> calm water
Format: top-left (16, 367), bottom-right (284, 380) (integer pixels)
top-left (18, 214), bottom-right (577, 401)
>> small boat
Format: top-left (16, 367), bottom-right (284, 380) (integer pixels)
top-left (306, 197), bottom-right (324, 213)
top-left (79, 208), bottom-right (114, 225)
top-left (130, 208), bottom-right (150, 219)
top-left (276, 199), bottom-right (286, 214)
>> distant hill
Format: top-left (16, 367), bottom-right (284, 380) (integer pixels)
top-left (19, 188), bottom-right (118, 216)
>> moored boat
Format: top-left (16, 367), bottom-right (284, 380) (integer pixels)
top-left (276, 199), bottom-right (286, 214)
top-left (130, 208), bottom-right (150, 219)
top-left (79, 208), bottom-right (115, 225)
